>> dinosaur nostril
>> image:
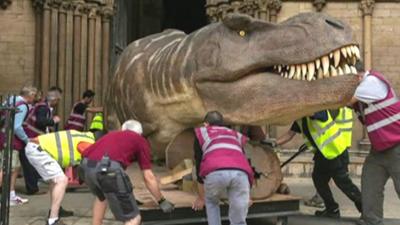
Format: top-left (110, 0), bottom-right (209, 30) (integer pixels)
top-left (325, 19), bottom-right (344, 29)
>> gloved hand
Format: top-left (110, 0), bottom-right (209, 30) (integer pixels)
top-left (260, 138), bottom-right (277, 148)
top-left (159, 199), bottom-right (175, 213)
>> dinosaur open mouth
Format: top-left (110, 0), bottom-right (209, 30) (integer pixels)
top-left (271, 44), bottom-right (361, 81)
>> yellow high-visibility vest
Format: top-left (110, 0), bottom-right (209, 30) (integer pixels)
top-left (335, 107), bottom-right (353, 148)
top-left (296, 111), bottom-right (348, 160)
top-left (89, 112), bottom-right (104, 131)
top-left (38, 130), bottom-right (95, 167)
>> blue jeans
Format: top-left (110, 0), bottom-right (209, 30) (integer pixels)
top-left (204, 170), bottom-right (250, 225)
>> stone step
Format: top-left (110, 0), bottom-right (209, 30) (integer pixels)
top-left (277, 150), bottom-right (366, 178)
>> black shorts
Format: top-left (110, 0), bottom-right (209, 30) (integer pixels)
top-left (80, 158), bottom-right (139, 222)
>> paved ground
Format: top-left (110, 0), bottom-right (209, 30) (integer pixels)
top-left (4, 175), bottom-right (399, 225)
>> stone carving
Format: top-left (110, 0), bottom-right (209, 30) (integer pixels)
top-left (360, 0), bottom-right (375, 16)
top-left (313, 0), bottom-right (326, 12)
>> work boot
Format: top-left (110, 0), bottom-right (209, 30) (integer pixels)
top-left (48, 207), bottom-right (74, 218)
top-left (304, 194), bottom-right (324, 208)
top-left (315, 208), bottom-right (340, 218)
top-left (46, 218), bottom-right (66, 225)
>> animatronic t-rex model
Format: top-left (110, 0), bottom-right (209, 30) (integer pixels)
top-left (109, 13), bottom-right (360, 198)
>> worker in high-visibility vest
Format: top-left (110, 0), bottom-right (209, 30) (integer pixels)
top-left (273, 110), bottom-right (361, 218)
top-left (335, 107), bottom-right (354, 148)
top-left (89, 112), bottom-right (104, 131)
top-left (25, 130), bottom-right (102, 225)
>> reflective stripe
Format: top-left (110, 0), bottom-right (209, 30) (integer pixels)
top-left (314, 120), bottom-right (335, 137)
top-left (340, 128), bottom-right (353, 132)
top-left (320, 130), bottom-right (342, 149)
top-left (70, 113), bottom-right (85, 119)
top-left (66, 131), bottom-right (75, 165)
top-left (336, 119), bottom-right (353, 124)
top-left (237, 133), bottom-right (243, 146)
top-left (71, 134), bottom-right (95, 140)
top-left (200, 127), bottom-right (211, 152)
top-left (67, 121), bottom-right (84, 128)
top-left (203, 143), bottom-right (243, 155)
top-left (367, 113), bottom-right (400, 132)
top-left (55, 132), bottom-right (63, 165)
top-left (23, 122), bottom-right (44, 135)
top-left (365, 97), bottom-right (399, 115)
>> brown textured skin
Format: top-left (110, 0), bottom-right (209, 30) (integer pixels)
top-left (109, 13), bottom-right (358, 156)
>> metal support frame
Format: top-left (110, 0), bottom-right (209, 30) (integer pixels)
top-left (0, 95), bottom-right (17, 225)
top-left (141, 198), bottom-right (300, 225)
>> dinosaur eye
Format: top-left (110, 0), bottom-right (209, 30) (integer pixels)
top-left (325, 19), bottom-right (344, 29)
top-left (239, 30), bottom-right (246, 37)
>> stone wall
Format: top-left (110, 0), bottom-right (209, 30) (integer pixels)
top-left (0, 0), bottom-right (35, 93)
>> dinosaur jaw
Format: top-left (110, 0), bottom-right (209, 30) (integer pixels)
top-left (196, 72), bottom-right (358, 126)
top-left (271, 44), bottom-right (360, 81)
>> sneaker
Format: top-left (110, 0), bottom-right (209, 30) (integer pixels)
top-left (315, 208), bottom-right (341, 218)
top-left (10, 196), bottom-right (29, 206)
top-left (46, 218), bottom-right (66, 225)
top-left (304, 194), bottom-right (324, 208)
top-left (48, 207), bottom-right (74, 219)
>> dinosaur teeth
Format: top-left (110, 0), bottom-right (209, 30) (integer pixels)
top-left (341, 47), bottom-right (347, 58)
top-left (307, 62), bottom-right (315, 81)
top-left (295, 65), bottom-right (301, 80)
top-left (288, 65), bottom-right (295, 78)
top-left (346, 46), bottom-right (353, 57)
top-left (333, 49), bottom-right (341, 67)
top-left (338, 66), bottom-right (344, 76)
top-left (322, 56), bottom-right (330, 75)
top-left (315, 59), bottom-right (321, 69)
top-left (350, 65), bottom-right (358, 74)
top-left (317, 68), bottom-right (324, 79)
top-left (344, 64), bottom-right (351, 74)
top-left (352, 45), bottom-right (361, 59)
top-left (351, 56), bottom-right (357, 65)
top-left (278, 65), bottom-right (282, 72)
top-left (330, 66), bottom-right (338, 77)
top-left (329, 52), bottom-right (333, 59)
top-left (301, 64), bottom-right (307, 79)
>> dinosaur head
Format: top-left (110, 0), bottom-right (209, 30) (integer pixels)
top-left (110, 12), bottom-right (360, 155)
top-left (194, 13), bottom-right (359, 125)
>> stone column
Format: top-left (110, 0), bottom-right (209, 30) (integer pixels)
top-left (94, 12), bottom-right (102, 105)
top-left (57, 1), bottom-right (68, 122)
top-left (64, 2), bottom-right (74, 119)
top-left (257, 0), bottom-right (269, 21)
top-left (40, 0), bottom-right (51, 92)
top-left (87, 4), bottom-right (98, 91)
top-left (268, 0), bottom-right (282, 23)
top-left (360, 0), bottom-right (375, 70)
top-left (313, 0), bottom-right (326, 12)
top-left (33, 1), bottom-right (43, 88)
top-left (80, 5), bottom-right (89, 97)
top-left (358, 0), bottom-right (375, 150)
top-left (101, 2), bottom-right (114, 104)
top-left (49, 0), bottom-right (60, 87)
top-left (72, 1), bottom-right (84, 100)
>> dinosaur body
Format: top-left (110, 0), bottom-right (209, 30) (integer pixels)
top-left (110, 13), bottom-right (359, 155)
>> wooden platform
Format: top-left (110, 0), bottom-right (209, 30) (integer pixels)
top-left (128, 166), bottom-right (301, 225)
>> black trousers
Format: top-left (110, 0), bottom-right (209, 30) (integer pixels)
top-left (312, 150), bottom-right (362, 212)
top-left (19, 148), bottom-right (40, 193)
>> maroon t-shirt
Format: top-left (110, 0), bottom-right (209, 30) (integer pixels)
top-left (83, 130), bottom-right (152, 170)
